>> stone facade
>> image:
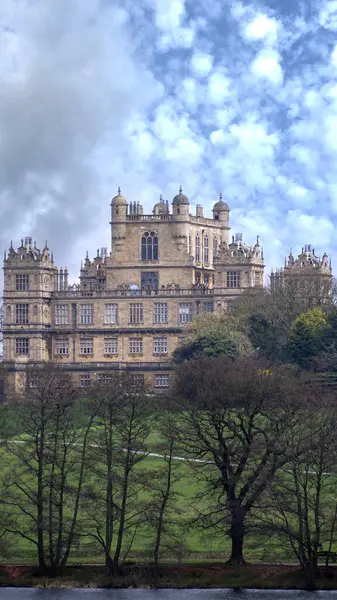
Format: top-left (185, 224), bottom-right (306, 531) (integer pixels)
top-left (2, 187), bottom-right (264, 393)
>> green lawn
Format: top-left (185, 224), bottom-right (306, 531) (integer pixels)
top-left (0, 408), bottom-right (336, 566)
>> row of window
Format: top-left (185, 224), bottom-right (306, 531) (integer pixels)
top-left (15, 336), bottom-right (169, 356)
top-left (11, 300), bottom-right (215, 326)
top-left (79, 373), bottom-right (169, 388)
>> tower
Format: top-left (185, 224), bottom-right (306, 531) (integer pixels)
top-left (2, 238), bottom-right (57, 393)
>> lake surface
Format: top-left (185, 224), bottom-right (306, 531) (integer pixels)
top-left (2, 590), bottom-right (337, 599)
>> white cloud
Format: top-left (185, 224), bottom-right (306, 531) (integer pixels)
top-left (251, 50), bottom-right (283, 84)
top-left (207, 72), bottom-right (231, 105)
top-left (210, 129), bottom-right (226, 145)
top-left (190, 52), bottom-right (213, 77)
top-left (243, 14), bottom-right (280, 43)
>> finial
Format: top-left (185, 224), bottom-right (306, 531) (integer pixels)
top-left (118, 186), bottom-right (121, 195)
top-left (97, 248), bottom-right (99, 257)
top-left (219, 192), bottom-right (222, 201)
top-left (179, 185), bottom-right (182, 194)
top-left (51, 252), bottom-right (54, 264)
top-left (81, 259), bottom-right (83, 269)
top-left (21, 239), bottom-right (23, 247)
top-left (86, 251), bottom-right (89, 259)
top-left (4, 251), bottom-right (6, 261)
top-left (261, 247), bottom-right (264, 259)
top-left (256, 235), bottom-right (259, 244)
top-left (284, 257), bottom-right (286, 268)
top-left (45, 240), bottom-right (48, 248)
top-left (159, 193), bottom-right (163, 202)
top-left (34, 241), bottom-right (37, 248)
top-left (10, 240), bottom-right (13, 249)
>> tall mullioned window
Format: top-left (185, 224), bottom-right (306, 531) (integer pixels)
top-left (55, 339), bottom-right (69, 355)
top-left (80, 374), bottom-right (91, 388)
top-left (80, 338), bottom-right (93, 355)
top-left (15, 304), bottom-right (29, 324)
top-left (203, 302), bottom-right (214, 313)
top-left (80, 304), bottom-right (93, 325)
top-left (141, 231), bottom-right (158, 260)
top-left (104, 304), bottom-right (118, 324)
top-left (15, 337), bottom-right (29, 355)
top-left (153, 336), bottom-right (168, 354)
top-left (129, 338), bottom-right (143, 354)
top-left (204, 235), bottom-right (209, 264)
top-left (153, 302), bottom-right (168, 324)
top-left (195, 234), bottom-right (200, 262)
top-left (16, 274), bottom-right (29, 291)
top-left (104, 337), bottom-right (118, 354)
top-left (55, 304), bottom-right (69, 325)
top-left (129, 303), bottom-right (143, 324)
top-left (179, 303), bottom-right (193, 323)
top-left (188, 234), bottom-right (192, 254)
top-left (227, 271), bottom-right (241, 289)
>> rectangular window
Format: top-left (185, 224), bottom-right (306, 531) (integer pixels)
top-left (80, 338), bottom-right (93, 355)
top-left (179, 302), bottom-right (193, 324)
top-left (104, 303), bottom-right (118, 324)
top-left (195, 235), bottom-right (200, 262)
top-left (254, 271), bottom-right (261, 286)
top-left (55, 304), bottom-right (69, 325)
top-left (129, 338), bottom-right (143, 354)
top-left (129, 374), bottom-right (145, 391)
top-left (80, 374), bottom-right (91, 388)
top-left (227, 271), bottom-right (241, 289)
top-left (97, 374), bottom-right (112, 386)
top-left (16, 274), bottom-right (29, 291)
top-left (55, 339), bottom-right (69, 356)
top-left (153, 336), bottom-right (168, 354)
top-left (155, 374), bottom-right (169, 388)
top-left (80, 304), bottom-right (93, 325)
top-left (15, 337), bottom-right (29, 355)
top-left (153, 302), bottom-right (168, 324)
top-left (204, 236), bottom-right (209, 264)
top-left (104, 337), bottom-right (118, 355)
top-left (129, 303), bottom-right (143, 324)
top-left (15, 304), bottom-right (29, 324)
top-left (203, 302), bottom-right (214, 313)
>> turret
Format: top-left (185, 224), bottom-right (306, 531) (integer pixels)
top-left (212, 192), bottom-right (230, 224)
top-left (110, 187), bottom-right (128, 222)
top-left (172, 186), bottom-right (190, 218)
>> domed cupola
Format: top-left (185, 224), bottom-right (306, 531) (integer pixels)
top-left (213, 192), bottom-right (229, 212)
top-left (172, 185), bottom-right (189, 205)
top-left (111, 186), bottom-right (128, 206)
top-left (212, 192), bottom-right (230, 223)
top-left (153, 194), bottom-right (169, 215)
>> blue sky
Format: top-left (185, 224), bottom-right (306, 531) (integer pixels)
top-left (1, 0), bottom-right (337, 280)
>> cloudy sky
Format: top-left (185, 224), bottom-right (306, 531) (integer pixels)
top-left (1, 0), bottom-right (337, 280)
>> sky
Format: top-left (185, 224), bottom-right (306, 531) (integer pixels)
top-left (1, 0), bottom-right (337, 281)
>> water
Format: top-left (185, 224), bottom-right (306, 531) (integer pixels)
top-left (2, 590), bottom-right (337, 599)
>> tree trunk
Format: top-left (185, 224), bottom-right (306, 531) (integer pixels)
top-left (227, 519), bottom-right (246, 565)
top-left (303, 560), bottom-right (317, 591)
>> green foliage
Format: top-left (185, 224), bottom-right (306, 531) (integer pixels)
top-left (173, 313), bottom-right (253, 364)
top-left (289, 308), bottom-right (328, 370)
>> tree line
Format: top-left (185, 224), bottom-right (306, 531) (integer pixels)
top-left (0, 358), bottom-right (336, 590)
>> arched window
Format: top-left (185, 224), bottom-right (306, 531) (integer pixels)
top-left (204, 235), bottom-right (209, 264)
top-left (213, 236), bottom-right (218, 258)
top-left (141, 231), bottom-right (158, 260)
top-left (195, 234), bottom-right (200, 262)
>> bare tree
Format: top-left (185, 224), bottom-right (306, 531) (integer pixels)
top-left (174, 356), bottom-right (322, 565)
top-left (1, 364), bottom-right (95, 574)
top-left (81, 373), bottom-right (155, 574)
top-left (258, 407), bottom-right (337, 589)
top-left (145, 414), bottom-right (182, 575)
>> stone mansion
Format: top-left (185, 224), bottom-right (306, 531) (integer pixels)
top-left (2, 186), bottom-right (328, 393)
